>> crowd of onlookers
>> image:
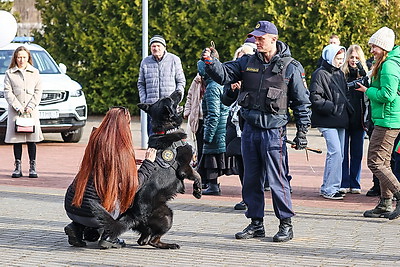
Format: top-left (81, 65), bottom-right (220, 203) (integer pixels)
top-left (6, 21), bottom-right (398, 248)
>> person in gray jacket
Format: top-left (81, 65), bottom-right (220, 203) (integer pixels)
top-left (138, 35), bottom-right (186, 135)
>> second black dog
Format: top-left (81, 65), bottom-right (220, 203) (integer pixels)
top-left (91, 91), bottom-right (201, 249)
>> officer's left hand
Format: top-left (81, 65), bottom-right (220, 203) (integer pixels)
top-left (293, 131), bottom-right (307, 150)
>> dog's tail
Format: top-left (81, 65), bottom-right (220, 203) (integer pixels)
top-left (89, 200), bottom-right (134, 239)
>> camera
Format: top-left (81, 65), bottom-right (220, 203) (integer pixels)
top-left (347, 76), bottom-right (369, 90)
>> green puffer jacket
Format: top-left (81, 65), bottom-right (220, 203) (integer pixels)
top-left (366, 46), bottom-right (400, 128)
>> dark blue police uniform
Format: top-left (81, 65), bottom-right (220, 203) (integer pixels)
top-left (205, 37), bottom-right (311, 241)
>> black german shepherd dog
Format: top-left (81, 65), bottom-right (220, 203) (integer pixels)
top-left (91, 91), bottom-right (202, 249)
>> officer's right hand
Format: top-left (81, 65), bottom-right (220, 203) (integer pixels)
top-left (201, 48), bottom-right (214, 64)
top-left (201, 48), bottom-right (211, 59)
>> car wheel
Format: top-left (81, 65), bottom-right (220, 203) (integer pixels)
top-left (61, 127), bottom-right (83, 143)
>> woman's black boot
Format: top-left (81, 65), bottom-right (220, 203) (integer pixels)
top-left (29, 160), bottom-right (38, 178)
top-left (64, 222), bottom-right (86, 247)
top-left (11, 159), bottom-right (22, 178)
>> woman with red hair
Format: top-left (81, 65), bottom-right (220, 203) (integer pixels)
top-left (64, 107), bottom-right (156, 248)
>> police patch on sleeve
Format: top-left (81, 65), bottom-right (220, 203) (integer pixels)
top-left (162, 149), bottom-right (174, 161)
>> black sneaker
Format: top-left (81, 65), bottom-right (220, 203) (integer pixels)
top-left (234, 201), bottom-right (247, 210)
top-left (83, 227), bottom-right (100, 242)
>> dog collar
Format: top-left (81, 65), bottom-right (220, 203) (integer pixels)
top-left (154, 131), bottom-right (165, 135)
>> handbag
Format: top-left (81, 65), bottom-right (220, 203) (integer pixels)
top-left (15, 113), bottom-right (35, 133)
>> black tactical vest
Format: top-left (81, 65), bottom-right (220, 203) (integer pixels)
top-left (238, 55), bottom-right (293, 115)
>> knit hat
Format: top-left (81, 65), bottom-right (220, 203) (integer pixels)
top-left (368, 27), bottom-right (395, 52)
top-left (149, 35), bottom-right (166, 47)
top-left (248, 21), bottom-right (278, 37)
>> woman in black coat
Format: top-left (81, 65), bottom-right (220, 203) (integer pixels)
top-left (309, 44), bottom-right (352, 200)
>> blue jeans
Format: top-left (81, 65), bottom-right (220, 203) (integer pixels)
top-left (319, 128), bottom-right (345, 196)
top-left (341, 128), bottom-right (365, 189)
top-left (241, 123), bottom-right (294, 220)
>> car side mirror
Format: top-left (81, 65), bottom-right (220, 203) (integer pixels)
top-left (59, 63), bottom-right (67, 74)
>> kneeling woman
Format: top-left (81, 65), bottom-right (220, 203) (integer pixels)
top-left (64, 107), bottom-right (156, 248)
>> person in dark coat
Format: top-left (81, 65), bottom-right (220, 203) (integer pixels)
top-left (309, 44), bottom-right (352, 200)
top-left (64, 107), bottom-right (156, 248)
top-left (339, 44), bottom-right (369, 195)
top-left (196, 59), bottom-right (229, 195)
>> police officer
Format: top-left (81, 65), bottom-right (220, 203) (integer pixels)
top-left (202, 21), bottom-right (311, 242)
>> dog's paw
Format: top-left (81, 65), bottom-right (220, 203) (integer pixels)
top-left (192, 186), bottom-right (202, 199)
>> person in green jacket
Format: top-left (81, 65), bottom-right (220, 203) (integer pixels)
top-left (356, 27), bottom-right (400, 220)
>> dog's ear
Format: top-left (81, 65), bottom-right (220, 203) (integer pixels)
top-left (137, 103), bottom-right (151, 113)
top-left (170, 90), bottom-right (182, 106)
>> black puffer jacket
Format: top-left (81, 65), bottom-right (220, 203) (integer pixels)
top-left (64, 159), bottom-right (155, 218)
top-left (309, 60), bottom-right (352, 128)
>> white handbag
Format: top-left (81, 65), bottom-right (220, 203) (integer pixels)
top-left (15, 114), bottom-right (35, 133)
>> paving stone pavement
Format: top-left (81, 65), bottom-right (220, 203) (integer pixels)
top-left (0, 116), bottom-right (399, 266)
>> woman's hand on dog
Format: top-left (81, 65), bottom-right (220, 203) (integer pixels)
top-left (145, 148), bottom-right (157, 162)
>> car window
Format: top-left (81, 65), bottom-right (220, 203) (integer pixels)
top-left (0, 50), bottom-right (60, 74)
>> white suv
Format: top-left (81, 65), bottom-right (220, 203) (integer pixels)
top-left (0, 38), bottom-right (87, 142)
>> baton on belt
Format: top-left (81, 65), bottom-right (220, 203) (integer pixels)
top-left (285, 140), bottom-right (322, 154)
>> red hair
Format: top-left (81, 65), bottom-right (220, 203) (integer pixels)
top-left (72, 107), bottom-right (138, 213)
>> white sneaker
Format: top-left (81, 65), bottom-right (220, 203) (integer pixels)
top-left (351, 188), bottom-right (361, 194)
top-left (339, 188), bottom-right (350, 194)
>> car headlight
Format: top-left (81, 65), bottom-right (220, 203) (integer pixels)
top-left (0, 91), bottom-right (4, 98)
top-left (70, 89), bottom-right (83, 97)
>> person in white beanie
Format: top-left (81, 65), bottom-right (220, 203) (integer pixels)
top-left (356, 26), bottom-right (400, 220)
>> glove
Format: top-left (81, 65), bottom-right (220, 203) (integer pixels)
top-left (293, 125), bottom-right (308, 150)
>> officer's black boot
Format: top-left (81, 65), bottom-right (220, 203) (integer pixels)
top-left (272, 217), bottom-right (293, 242)
top-left (29, 160), bottom-right (38, 178)
top-left (235, 218), bottom-right (265, 239)
top-left (388, 191), bottom-right (400, 220)
top-left (64, 222), bottom-right (86, 247)
top-left (11, 159), bottom-right (22, 178)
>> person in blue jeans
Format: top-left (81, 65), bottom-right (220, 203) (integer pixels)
top-left (309, 44), bottom-right (352, 200)
top-left (340, 45), bottom-right (369, 194)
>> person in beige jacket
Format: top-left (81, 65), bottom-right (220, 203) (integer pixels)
top-left (4, 46), bottom-right (43, 178)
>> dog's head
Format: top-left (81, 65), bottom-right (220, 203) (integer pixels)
top-left (138, 90), bottom-right (183, 134)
